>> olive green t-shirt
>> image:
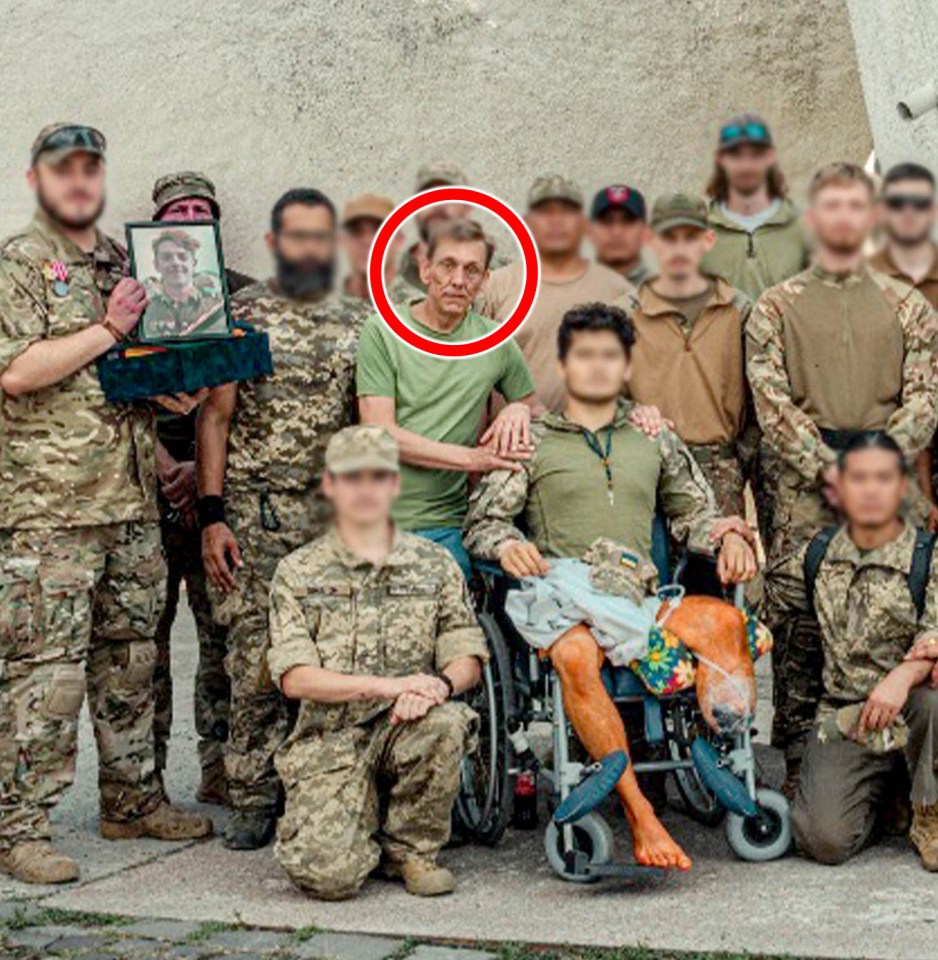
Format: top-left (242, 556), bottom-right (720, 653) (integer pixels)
top-left (356, 306), bottom-right (535, 530)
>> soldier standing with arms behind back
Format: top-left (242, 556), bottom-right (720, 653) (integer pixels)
top-left (0, 125), bottom-right (212, 885)
top-left (198, 188), bottom-right (371, 850)
top-left (150, 171), bottom-right (255, 807)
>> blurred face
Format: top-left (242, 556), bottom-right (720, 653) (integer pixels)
top-left (29, 153), bottom-right (105, 230)
top-left (880, 178), bottom-right (937, 247)
top-left (559, 329), bottom-right (630, 402)
top-left (160, 196), bottom-right (216, 222)
top-left (154, 241), bottom-right (194, 289)
top-left (838, 448), bottom-right (907, 528)
top-left (341, 216), bottom-right (381, 275)
top-left (527, 200), bottom-right (584, 256)
top-left (648, 225), bottom-right (714, 281)
top-left (807, 182), bottom-right (876, 256)
top-left (268, 202), bottom-right (336, 264)
top-left (322, 469), bottom-right (400, 526)
top-left (716, 143), bottom-right (777, 197)
top-left (589, 209), bottom-right (645, 267)
top-left (419, 236), bottom-right (488, 320)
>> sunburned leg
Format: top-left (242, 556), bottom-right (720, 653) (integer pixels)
top-left (548, 625), bottom-right (692, 871)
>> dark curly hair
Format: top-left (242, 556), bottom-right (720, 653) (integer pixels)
top-left (557, 301), bottom-right (636, 360)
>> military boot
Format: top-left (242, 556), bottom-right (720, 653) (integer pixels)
top-left (223, 809), bottom-right (276, 850)
top-left (0, 841), bottom-right (79, 885)
top-left (389, 858), bottom-right (455, 897)
top-left (101, 801), bottom-right (213, 841)
top-left (910, 804), bottom-right (938, 872)
top-left (196, 758), bottom-right (230, 807)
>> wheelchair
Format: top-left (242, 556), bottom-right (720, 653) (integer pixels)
top-left (453, 549), bottom-right (792, 883)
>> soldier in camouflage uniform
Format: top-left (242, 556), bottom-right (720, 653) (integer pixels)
top-left (747, 162), bottom-right (938, 792)
top-left (150, 172), bottom-right (255, 806)
top-left (762, 433), bottom-right (938, 870)
top-left (268, 426), bottom-right (486, 899)
top-left (0, 124), bottom-right (211, 885)
top-left (198, 188), bottom-right (371, 849)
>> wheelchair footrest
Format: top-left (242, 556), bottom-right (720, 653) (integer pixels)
top-left (553, 750), bottom-right (628, 825)
top-left (691, 738), bottom-right (758, 817)
top-left (576, 860), bottom-right (666, 879)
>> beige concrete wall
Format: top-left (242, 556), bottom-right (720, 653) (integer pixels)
top-left (0, 0), bottom-right (870, 277)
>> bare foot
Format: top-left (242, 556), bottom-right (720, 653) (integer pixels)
top-left (629, 811), bottom-right (692, 871)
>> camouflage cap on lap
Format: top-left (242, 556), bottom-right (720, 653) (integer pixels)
top-left (325, 425), bottom-right (400, 475)
top-left (152, 171), bottom-right (220, 219)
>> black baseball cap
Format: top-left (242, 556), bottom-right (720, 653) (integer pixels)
top-left (590, 185), bottom-right (646, 222)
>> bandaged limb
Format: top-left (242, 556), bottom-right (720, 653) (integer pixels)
top-left (662, 596), bottom-right (755, 734)
top-left (548, 624), bottom-right (692, 871)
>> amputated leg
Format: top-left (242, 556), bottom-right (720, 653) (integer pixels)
top-left (548, 624), bottom-right (691, 870)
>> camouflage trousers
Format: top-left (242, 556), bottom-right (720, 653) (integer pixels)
top-left (686, 445), bottom-right (746, 517)
top-left (0, 522), bottom-right (165, 849)
top-left (274, 702), bottom-right (478, 899)
top-left (214, 487), bottom-right (330, 812)
top-left (153, 522), bottom-right (229, 774)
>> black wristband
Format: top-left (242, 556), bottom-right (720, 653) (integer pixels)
top-left (197, 495), bottom-right (226, 530)
top-left (438, 673), bottom-right (455, 699)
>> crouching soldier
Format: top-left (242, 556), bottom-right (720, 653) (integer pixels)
top-left (764, 432), bottom-right (938, 870)
top-left (266, 426), bottom-right (487, 899)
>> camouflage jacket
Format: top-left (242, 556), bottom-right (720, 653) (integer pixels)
top-left (0, 214), bottom-right (156, 530)
top-left (225, 281), bottom-right (371, 492)
top-left (762, 522), bottom-right (938, 712)
top-left (267, 527), bottom-right (487, 734)
top-left (747, 265), bottom-right (938, 484)
top-left (463, 404), bottom-right (719, 564)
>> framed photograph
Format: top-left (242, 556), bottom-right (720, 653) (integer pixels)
top-left (126, 220), bottom-right (232, 342)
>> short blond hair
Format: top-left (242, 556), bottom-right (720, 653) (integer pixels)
top-left (809, 162), bottom-right (876, 201)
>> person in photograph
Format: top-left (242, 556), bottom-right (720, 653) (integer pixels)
top-left (143, 228), bottom-right (226, 338)
top-left (340, 193), bottom-right (394, 301)
top-left (589, 184), bottom-right (652, 287)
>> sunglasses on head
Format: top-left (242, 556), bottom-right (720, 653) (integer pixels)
top-left (39, 125), bottom-right (106, 156)
top-left (719, 122), bottom-right (770, 145)
top-left (884, 194), bottom-right (933, 212)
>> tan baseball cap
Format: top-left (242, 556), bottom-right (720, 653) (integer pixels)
top-left (31, 123), bottom-right (106, 166)
top-left (415, 161), bottom-right (467, 192)
top-left (650, 192), bottom-right (709, 233)
top-left (152, 171), bottom-right (220, 219)
top-left (341, 193), bottom-right (394, 227)
top-left (325, 425), bottom-right (399, 475)
top-left (527, 174), bottom-right (584, 210)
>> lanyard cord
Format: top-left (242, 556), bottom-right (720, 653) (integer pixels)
top-left (581, 425), bottom-right (615, 505)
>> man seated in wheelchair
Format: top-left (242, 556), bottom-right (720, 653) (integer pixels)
top-left (463, 302), bottom-right (768, 872)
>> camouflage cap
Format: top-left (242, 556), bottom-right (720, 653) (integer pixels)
top-left (650, 192), bottom-right (709, 233)
top-left (341, 193), bottom-right (394, 227)
top-left (325, 425), bottom-right (399, 475)
top-left (31, 122), bottom-right (106, 166)
top-left (415, 162), bottom-right (467, 192)
top-left (527, 174), bottom-right (584, 210)
top-left (152, 171), bottom-right (220, 219)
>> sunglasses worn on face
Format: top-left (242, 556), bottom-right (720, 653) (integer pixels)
top-left (884, 194), bottom-right (934, 212)
top-left (719, 122), bottom-right (770, 145)
top-left (39, 125), bottom-right (106, 155)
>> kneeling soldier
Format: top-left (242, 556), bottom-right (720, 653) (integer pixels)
top-left (267, 426), bottom-right (486, 899)
top-left (764, 432), bottom-right (938, 870)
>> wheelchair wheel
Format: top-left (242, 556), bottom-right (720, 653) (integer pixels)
top-left (544, 813), bottom-right (614, 883)
top-left (725, 788), bottom-right (792, 862)
top-left (668, 704), bottom-right (725, 826)
top-left (453, 611), bottom-right (514, 846)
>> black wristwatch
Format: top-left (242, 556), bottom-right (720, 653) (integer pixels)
top-left (197, 495), bottom-right (227, 530)
top-left (438, 673), bottom-right (455, 699)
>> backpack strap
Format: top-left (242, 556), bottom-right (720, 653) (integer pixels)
top-left (908, 529), bottom-right (937, 621)
top-left (803, 526), bottom-right (840, 615)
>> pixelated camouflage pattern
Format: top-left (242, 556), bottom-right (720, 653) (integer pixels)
top-left (153, 524), bottom-right (229, 772)
top-left (0, 214), bottom-right (157, 530)
top-left (225, 282), bottom-right (371, 493)
top-left (151, 171), bottom-right (218, 217)
top-left (0, 522), bottom-right (165, 848)
top-left (746, 265), bottom-right (938, 486)
top-left (275, 702), bottom-right (477, 898)
top-left (763, 523), bottom-right (938, 714)
top-left (325, 424), bottom-right (399, 475)
top-left (142, 285), bottom-right (225, 339)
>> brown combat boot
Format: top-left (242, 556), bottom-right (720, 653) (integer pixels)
top-left (388, 858), bottom-right (455, 897)
top-left (0, 841), bottom-right (79, 885)
top-left (100, 801), bottom-right (213, 841)
top-left (910, 804), bottom-right (938, 872)
top-left (196, 759), bottom-right (230, 806)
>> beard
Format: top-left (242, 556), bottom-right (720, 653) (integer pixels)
top-left (37, 185), bottom-right (104, 231)
top-left (816, 227), bottom-right (865, 257)
top-left (275, 253), bottom-right (335, 299)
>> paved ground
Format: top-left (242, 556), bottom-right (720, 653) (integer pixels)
top-left (2, 605), bottom-right (936, 960)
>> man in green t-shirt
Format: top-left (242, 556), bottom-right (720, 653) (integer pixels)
top-left (357, 219), bottom-right (539, 576)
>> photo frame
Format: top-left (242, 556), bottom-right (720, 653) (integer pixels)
top-left (126, 220), bottom-right (232, 342)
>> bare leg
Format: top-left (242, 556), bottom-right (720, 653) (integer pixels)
top-left (548, 625), bottom-right (692, 871)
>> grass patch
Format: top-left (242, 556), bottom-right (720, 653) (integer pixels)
top-left (185, 919), bottom-right (240, 942)
top-left (0, 906), bottom-right (130, 932)
top-left (294, 924), bottom-right (320, 943)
